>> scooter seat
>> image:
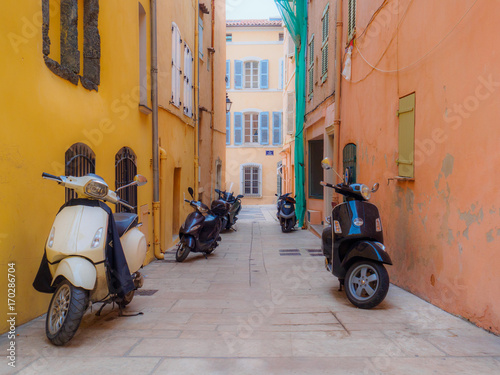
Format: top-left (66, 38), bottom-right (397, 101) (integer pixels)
top-left (113, 213), bottom-right (138, 237)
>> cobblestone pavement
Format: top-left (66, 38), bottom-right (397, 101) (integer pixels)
top-left (2, 206), bottom-right (500, 374)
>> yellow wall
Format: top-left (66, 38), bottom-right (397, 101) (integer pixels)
top-left (0, 0), bottom-right (156, 332)
top-left (226, 25), bottom-right (285, 205)
top-left (0, 0), bottom-right (226, 334)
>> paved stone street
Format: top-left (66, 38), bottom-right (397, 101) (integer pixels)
top-left (2, 205), bottom-right (500, 374)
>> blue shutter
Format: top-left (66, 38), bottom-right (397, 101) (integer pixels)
top-left (226, 112), bottom-right (230, 145)
top-left (234, 60), bottom-right (243, 89)
top-left (279, 58), bottom-right (284, 90)
top-left (259, 112), bottom-right (269, 145)
top-left (273, 112), bottom-right (282, 145)
top-left (234, 112), bottom-right (243, 145)
top-left (259, 60), bottom-right (269, 89)
top-left (226, 60), bottom-right (230, 89)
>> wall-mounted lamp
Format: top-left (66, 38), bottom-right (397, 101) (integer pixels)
top-left (226, 94), bottom-right (232, 113)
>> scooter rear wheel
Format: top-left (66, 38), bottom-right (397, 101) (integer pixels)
top-left (46, 280), bottom-right (89, 346)
top-left (176, 243), bottom-right (191, 262)
top-left (345, 261), bottom-right (389, 309)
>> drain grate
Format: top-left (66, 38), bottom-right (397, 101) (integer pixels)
top-left (279, 249), bottom-right (301, 256)
top-left (136, 289), bottom-right (158, 296)
top-left (306, 249), bottom-right (323, 257)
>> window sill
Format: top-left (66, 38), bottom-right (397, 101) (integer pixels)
top-left (139, 104), bottom-right (152, 115)
top-left (388, 176), bottom-right (415, 183)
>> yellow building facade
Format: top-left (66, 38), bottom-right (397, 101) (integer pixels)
top-left (225, 19), bottom-right (285, 205)
top-left (0, 0), bottom-right (226, 333)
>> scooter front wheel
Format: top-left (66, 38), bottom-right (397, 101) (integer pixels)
top-left (46, 280), bottom-right (89, 346)
top-left (345, 261), bottom-right (389, 309)
top-left (176, 243), bottom-right (191, 262)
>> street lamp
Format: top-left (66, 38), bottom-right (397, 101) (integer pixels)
top-left (226, 94), bottom-right (232, 113)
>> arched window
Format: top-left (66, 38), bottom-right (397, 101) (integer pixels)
top-left (65, 143), bottom-right (96, 202)
top-left (343, 143), bottom-right (357, 184)
top-left (115, 147), bottom-right (138, 213)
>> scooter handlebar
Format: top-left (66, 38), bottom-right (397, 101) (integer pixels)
top-left (320, 181), bottom-right (334, 188)
top-left (42, 172), bottom-right (62, 182)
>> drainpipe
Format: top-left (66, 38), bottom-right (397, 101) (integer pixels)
top-left (151, 0), bottom-right (164, 259)
top-left (159, 147), bottom-right (167, 252)
top-left (333, 0), bottom-right (343, 184)
top-left (194, 0), bottom-right (200, 199)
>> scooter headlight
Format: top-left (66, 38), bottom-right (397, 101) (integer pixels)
top-left (47, 227), bottom-right (55, 248)
top-left (361, 184), bottom-right (371, 200)
top-left (84, 180), bottom-right (109, 199)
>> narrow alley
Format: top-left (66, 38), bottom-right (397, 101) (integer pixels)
top-left (3, 206), bottom-right (500, 375)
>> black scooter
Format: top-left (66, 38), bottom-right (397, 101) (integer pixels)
top-left (320, 158), bottom-right (392, 309)
top-left (276, 193), bottom-right (297, 232)
top-left (215, 186), bottom-right (243, 230)
top-left (176, 188), bottom-right (230, 262)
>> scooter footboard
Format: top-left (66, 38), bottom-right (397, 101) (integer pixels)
top-left (51, 257), bottom-right (97, 290)
top-left (341, 241), bottom-right (392, 269)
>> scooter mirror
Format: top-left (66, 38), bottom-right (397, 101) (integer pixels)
top-left (188, 187), bottom-right (194, 198)
top-left (236, 195), bottom-right (244, 199)
top-left (275, 193), bottom-right (278, 196)
top-left (371, 183), bottom-right (380, 193)
top-left (134, 175), bottom-right (148, 186)
top-left (321, 157), bottom-right (332, 170)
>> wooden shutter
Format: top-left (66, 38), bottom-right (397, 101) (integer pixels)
top-left (226, 112), bottom-right (230, 145)
top-left (234, 112), bottom-right (243, 145)
top-left (234, 60), bottom-right (243, 89)
top-left (259, 60), bottom-right (269, 89)
top-left (259, 112), bottom-right (269, 145)
top-left (279, 58), bottom-right (284, 90)
top-left (226, 60), bottom-right (230, 89)
top-left (273, 112), bottom-right (282, 145)
top-left (398, 93), bottom-right (416, 178)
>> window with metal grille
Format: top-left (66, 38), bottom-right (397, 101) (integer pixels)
top-left (279, 33), bottom-right (284, 41)
top-left (115, 147), bottom-right (138, 213)
top-left (226, 33), bottom-right (232, 42)
top-left (241, 164), bottom-right (262, 197)
top-left (343, 143), bottom-right (357, 184)
top-left (65, 143), bottom-right (96, 202)
top-left (348, 0), bottom-right (356, 42)
top-left (321, 4), bottom-right (329, 81)
top-left (308, 140), bottom-right (324, 199)
top-left (244, 61), bottom-right (259, 89)
top-left (308, 35), bottom-right (314, 98)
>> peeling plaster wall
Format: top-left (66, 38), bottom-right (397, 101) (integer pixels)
top-left (340, 0), bottom-right (500, 333)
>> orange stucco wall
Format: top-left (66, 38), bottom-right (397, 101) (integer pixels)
top-left (339, 0), bottom-right (500, 333)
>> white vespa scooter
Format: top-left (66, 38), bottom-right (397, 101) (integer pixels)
top-left (33, 172), bottom-right (148, 345)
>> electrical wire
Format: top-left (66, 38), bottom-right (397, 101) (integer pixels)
top-left (348, 0), bottom-right (415, 84)
top-left (352, 0), bottom-right (478, 79)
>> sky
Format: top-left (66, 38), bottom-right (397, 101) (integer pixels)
top-left (226, 0), bottom-right (281, 20)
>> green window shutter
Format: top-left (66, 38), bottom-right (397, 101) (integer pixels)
top-left (398, 93), bottom-right (415, 178)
